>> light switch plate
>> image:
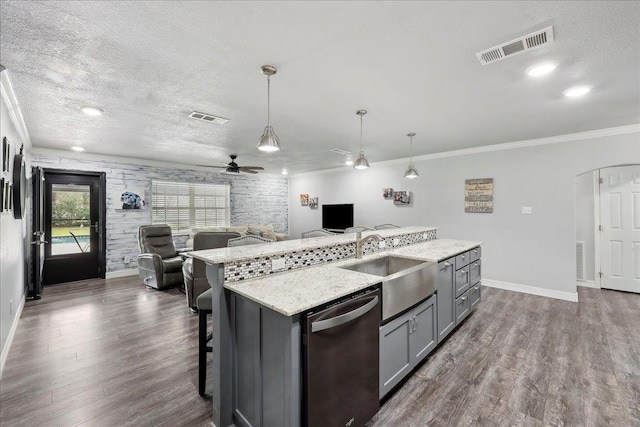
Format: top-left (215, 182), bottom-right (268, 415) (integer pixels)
top-left (522, 206), bottom-right (532, 215)
top-left (272, 258), bottom-right (286, 271)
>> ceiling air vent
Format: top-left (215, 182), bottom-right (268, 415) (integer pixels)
top-left (329, 148), bottom-right (351, 155)
top-left (188, 111), bottom-right (229, 124)
top-left (476, 26), bottom-right (554, 65)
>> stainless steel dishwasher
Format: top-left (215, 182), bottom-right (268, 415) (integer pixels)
top-left (303, 287), bottom-right (381, 427)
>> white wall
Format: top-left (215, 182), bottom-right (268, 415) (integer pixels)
top-left (0, 72), bottom-right (31, 375)
top-left (575, 171), bottom-right (596, 282)
top-left (290, 129), bottom-right (640, 299)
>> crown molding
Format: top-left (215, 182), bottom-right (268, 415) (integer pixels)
top-left (0, 68), bottom-right (32, 149)
top-left (291, 124), bottom-right (640, 178)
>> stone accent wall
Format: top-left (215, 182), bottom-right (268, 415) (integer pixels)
top-left (224, 229), bottom-right (437, 283)
top-left (32, 152), bottom-right (288, 273)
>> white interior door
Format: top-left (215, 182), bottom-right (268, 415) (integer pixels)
top-left (599, 165), bottom-right (640, 293)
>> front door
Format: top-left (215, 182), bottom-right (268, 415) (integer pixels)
top-left (42, 170), bottom-right (106, 285)
top-left (599, 165), bottom-right (640, 293)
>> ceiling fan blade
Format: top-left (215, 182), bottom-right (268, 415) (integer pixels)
top-left (239, 168), bottom-right (259, 174)
top-left (196, 164), bottom-right (226, 168)
top-left (239, 166), bottom-right (264, 171)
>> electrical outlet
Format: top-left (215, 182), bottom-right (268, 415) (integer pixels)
top-left (393, 238), bottom-right (400, 246)
top-left (522, 206), bottom-right (532, 215)
top-left (378, 241), bottom-right (386, 249)
top-left (272, 258), bottom-right (286, 271)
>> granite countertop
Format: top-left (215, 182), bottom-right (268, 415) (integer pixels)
top-left (224, 238), bottom-right (481, 316)
top-left (188, 226), bottom-right (436, 264)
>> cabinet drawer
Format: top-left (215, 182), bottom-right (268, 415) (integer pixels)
top-left (469, 246), bottom-right (481, 263)
top-left (469, 282), bottom-right (481, 310)
top-left (468, 259), bottom-right (481, 285)
top-left (455, 291), bottom-right (470, 325)
top-left (455, 251), bottom-right (470, 270)
top-left (455, 267), bottom-right (469, 298)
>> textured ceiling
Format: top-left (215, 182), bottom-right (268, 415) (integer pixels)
top-left (1, 1), bottom-right (639, 174)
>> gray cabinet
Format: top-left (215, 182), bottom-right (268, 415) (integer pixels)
top-left (436, 258), bottom-right (455, 342)
top-left (453, 247), bottom-right (482, 326)
top-left (379, 294), bottom-right (436, 398)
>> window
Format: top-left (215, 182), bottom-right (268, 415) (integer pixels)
top-left (151, 181), bottom-right (230, 232)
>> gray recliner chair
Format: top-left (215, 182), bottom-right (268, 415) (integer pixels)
top-left (182, 231), bottom-right (240, 311)
top-left (137, 224), bottom-right (184, 290)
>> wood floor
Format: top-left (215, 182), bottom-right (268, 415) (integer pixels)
top-left (370, 286), bottom-right (640, 427)
top-left (1, 278), bottom-right (639, 426)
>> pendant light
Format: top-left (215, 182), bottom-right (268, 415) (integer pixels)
top-left (257, 65), bottom-right (280, 152)
top-left (353, 110), bottom-right (370, 170)
top-left (404, 132), bottom-right (419, 179)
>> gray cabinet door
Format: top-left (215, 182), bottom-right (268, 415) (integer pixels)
top-left (469, 260), bottom-right (481, 285)
top-left (436, 258), bottom-right (455, 342)
top-left (455, 268), bottom-right (470, 298)
top-left (469, 283), bottom-right (481, 309)
top-left (379, 312), bottom-right (412, 399)
top-left (455, 291), bottom-right (470, 325)
top-left (411, 295), bottom-right (437, 365)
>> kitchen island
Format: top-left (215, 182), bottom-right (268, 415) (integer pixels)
top-left (190, 227), bottom-right (481, 427)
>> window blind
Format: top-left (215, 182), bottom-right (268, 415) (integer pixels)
top-left (151, 181), bottom-right (230, 232)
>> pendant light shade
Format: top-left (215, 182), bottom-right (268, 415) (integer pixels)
top-left (257, 65), bottom-right (280, 152)
top-left (353, 110), bottom-right (370, 170)
top-left (404, 132), bottom-right (419, 179)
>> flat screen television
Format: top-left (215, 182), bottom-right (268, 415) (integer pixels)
top-left (322, 204), bottom-right (354, 231)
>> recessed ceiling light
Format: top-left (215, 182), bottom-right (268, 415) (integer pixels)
top-left (345, 160), bottom-right (354, 166)
top-left (71, 146), bottom-right (85, 152)
top-left (281, 169), bottom-right (288, 175)
top-left (563, 86), bottom-right (592, 97)
top-left (80, 106), bottom-right (104, 116)
top-left (526, 62), bottom-right (557, 77)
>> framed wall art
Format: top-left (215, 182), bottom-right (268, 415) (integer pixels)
top-left (393, 191), bottom-right (411, 206)
top-left (465, 178), bottom-right (493, 213)
top-left (300, 193), bottom-right (309, 206)
top-left (2, 137), bottom-right (10, 173)
top-left (309, 197), bottom-right (318, 209)
top-left (0, 178), bottom-right (4, 212)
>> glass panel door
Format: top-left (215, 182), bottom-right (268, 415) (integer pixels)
top-left (51, 183), bottom-right (92, 255)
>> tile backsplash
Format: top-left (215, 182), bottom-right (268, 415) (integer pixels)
top-left (224, 229), bottom-right (437, 282)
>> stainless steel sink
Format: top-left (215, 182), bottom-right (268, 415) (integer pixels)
top-left (340, 255), bottom-right (437, 321)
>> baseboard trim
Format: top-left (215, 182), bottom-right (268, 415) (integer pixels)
top-left (483, 279), bottom-right (578, 302)
top-left (577, 280), bottom-right (599, 289)
top-left (0, 294), bottom-right (25, 379)
top-left (106, 268), bottom-right (138, 279)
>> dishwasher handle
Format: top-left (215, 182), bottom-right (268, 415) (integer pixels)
top-left (311, 296), bottom-right (379, 333)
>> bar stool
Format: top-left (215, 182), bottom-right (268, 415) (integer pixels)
top-left (196, 288), bottom-right (212, 395)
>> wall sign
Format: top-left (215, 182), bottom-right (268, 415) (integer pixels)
top-left (465, 178), bottom-right (493, 213)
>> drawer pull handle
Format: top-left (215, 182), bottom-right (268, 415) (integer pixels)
top-left (474, 263), bottom-right (479, 267)
top-left (474, 286), bottom-right (479, 290)
top-left (461, 296), bottom-right (468, 301)
top-left (474, 249), bottom-right (478, 253)
top-left (444, 262), bottom-right (452, 267)
top-left (461, 255), bottom-right (465, 259)
top-left (460, 269), bottom-right (466, 274)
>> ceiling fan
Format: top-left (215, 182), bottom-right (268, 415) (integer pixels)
top-left (200, 154), bottom-right (264, 174)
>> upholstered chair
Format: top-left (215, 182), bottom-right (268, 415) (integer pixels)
top-left (182, 231), bottom-right (240, 311)
top-left (301, 229), bottom-right (337, 238)
top-left (137, 224), bottom-right (183, 290)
